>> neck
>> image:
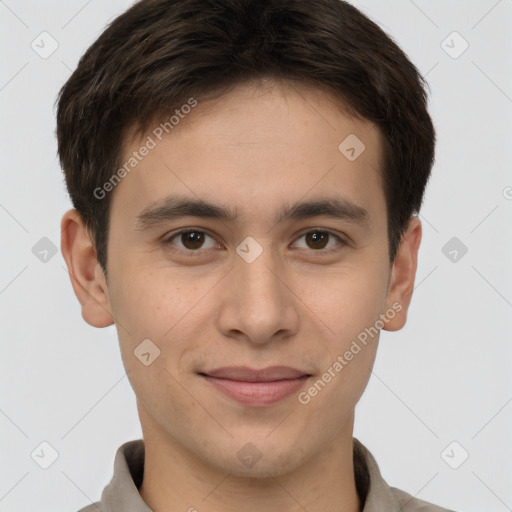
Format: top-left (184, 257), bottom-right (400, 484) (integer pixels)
top-left (138, 405), bottom-right (361, 512)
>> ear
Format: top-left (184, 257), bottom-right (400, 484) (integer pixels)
top-left (60, 209), bottom-right (114, 328)
top-left (383, 216), bottom-right (422, 332)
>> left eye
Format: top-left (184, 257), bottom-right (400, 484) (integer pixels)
top-left (293, 230), bottom-right (342, 251)
top-left (164, 229), bottom-right (343, 253)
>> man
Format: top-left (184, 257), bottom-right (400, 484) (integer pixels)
top-left (58, 0), bottom-right (453, 510)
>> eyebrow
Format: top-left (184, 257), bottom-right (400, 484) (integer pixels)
top-left (135, 194), bottom-right (370, 230)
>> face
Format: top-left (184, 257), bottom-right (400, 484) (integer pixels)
top-left (64, 79), bottom-right (419, 478)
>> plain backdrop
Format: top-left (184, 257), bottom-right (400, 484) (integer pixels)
top-left (1, 1), bottom-right (511, 511)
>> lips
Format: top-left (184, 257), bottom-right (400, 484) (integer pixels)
top-left (203, 366), bottom-right (310, 382)
top-left (199, 366), bottom-right (312, 406)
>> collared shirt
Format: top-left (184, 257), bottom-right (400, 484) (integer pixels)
top-left (77, 438), bottom-right (455, 512)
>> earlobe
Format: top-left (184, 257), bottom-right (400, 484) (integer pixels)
top-left (60, 209), bottom-right (114, 328)
top-left (383, 216), bottom-right (422, 332)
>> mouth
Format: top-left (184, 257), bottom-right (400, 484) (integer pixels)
top-left (198, 366), bottom-right (312, 407)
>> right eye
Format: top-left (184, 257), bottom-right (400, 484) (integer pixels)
top-left (163, 229), bottom-right (221, 253)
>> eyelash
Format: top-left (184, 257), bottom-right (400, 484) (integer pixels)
top-left (162, 228), bottom-right (348, 257)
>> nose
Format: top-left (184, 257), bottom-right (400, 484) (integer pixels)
top-left (216, 246), bottom-right (300, 346)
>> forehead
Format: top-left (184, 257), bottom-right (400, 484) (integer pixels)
top-left (111, 80), bottom-right (386, 230)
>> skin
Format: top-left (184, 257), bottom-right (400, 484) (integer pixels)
top-left (61, 79), bottom-right (422, 512)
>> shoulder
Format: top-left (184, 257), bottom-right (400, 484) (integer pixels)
top-left (74, 439), bottom-right (147, 512)
top-left (75, 503), bottom-right (102, 512)
top-left (390, 486), bottom-right (457, 512)
top-left (353, 438), bottom-right (456, 512)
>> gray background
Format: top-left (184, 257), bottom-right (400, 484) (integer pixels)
top-left (1, 1), bottom-right (511, 511)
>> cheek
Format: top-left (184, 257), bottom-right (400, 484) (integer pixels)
top-left (108, 264), bottom-right (221, 386)
top-left (297, 263), bottom-right (387, 402)
top-left (298, 285), bottom-right (381, 427)
top-left (108, 269), bottom-right (199, 410)
top-left (108, 263), bottom-right (205, 338)
top-left (301, 262), bottom-right (389, 340)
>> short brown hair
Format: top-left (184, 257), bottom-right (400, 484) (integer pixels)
top-left (56, 0), bottom-right (435, 272)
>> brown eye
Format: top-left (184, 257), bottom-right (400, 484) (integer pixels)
top-left (293, 230), bottom-right (343, 252)
top-left (165, 230), bottom-right (218, 252)
top-left (304, 231), bottom-right (330, 250)
top-left (180, 231), bottom-right (205, 250)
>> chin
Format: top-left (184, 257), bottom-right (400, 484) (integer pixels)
top-left (199, 438), bottom-right (311, 480)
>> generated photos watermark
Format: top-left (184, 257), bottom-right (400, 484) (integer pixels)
top-left (93, 97), bottom-right (198, 200)
top-left (298, 301), bottom-right (403, 405)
